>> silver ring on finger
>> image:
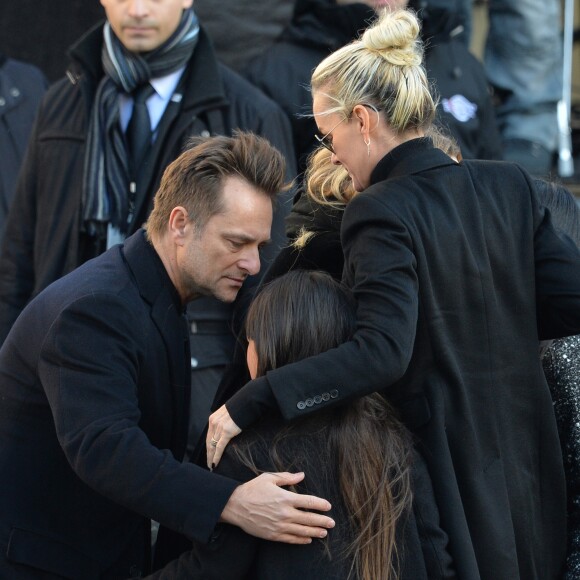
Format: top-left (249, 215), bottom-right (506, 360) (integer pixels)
top-left (210, 437), bottom-right (219, 447)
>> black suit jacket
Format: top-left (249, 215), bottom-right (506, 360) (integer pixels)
top-left (233, 138), bottom-right (580, 579)
top-left (0, 230), bottom-right (237, 579)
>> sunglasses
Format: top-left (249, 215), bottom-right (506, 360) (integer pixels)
top-left (314, 104), bottom-right (380, 154)
top-left (314, 116), bottom-right (347, 153)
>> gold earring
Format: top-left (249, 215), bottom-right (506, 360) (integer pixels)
top-left (364, 138), bottom-right (371, 157)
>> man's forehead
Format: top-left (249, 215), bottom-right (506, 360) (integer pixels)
top-left (220, 177), bottom-right (272, 207)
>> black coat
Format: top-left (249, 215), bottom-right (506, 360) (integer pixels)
top-left (229, 138), bottom-right (580, 579)
top-left (0, 24), bottom-right (296, 347)
top-left (0, 54), bottom-right (47, 240)
top-left (0, 230), bottom-right (238, 579)
top-left (200, 194), bottom-right (455, 579)
top-left (148, 411), bottom-right (455, 579)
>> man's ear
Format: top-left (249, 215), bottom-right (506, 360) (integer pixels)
top-left (168, 206), bottom-right (189, 245)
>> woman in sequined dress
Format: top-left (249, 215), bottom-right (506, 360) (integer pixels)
top-left (537, 179), bottom-right (580, 579)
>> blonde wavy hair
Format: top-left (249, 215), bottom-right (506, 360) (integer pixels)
top-left (311, 8), bottom-right (436, 134)
top-left (305, 147), bottom-right (355, 207)
top-left (295, 9), bottom-right (447, 251)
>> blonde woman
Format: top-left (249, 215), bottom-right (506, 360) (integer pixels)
top-left (209, 9), bottom-right (580, 579)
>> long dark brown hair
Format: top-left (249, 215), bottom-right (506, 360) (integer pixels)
top-left (239, 270), bottom-right (414, 580)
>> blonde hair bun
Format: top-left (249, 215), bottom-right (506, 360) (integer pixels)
top-left (362, 9), bottom-right (422, 68)
top-left (311, 6), bottom-right (435, 134)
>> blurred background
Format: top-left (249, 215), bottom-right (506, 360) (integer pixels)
top-left (1, 0), bottom-right (578, 188)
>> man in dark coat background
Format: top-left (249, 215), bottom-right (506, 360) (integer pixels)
top-left (0, 0), bottom-right (296, 458)
top-left (0, 53), bottom-right (47, 240)
top-left (0, 133), bottom-right (333, 579)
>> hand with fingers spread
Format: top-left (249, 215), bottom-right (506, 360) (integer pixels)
top-left (207, 404), bottom-right (241, 469)
top-left (220, 471), bottom-right (335, 543)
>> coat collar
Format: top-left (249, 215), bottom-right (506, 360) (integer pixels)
top-left (122, 229), bottom-right (183, 313)
top-left (121, 229), bottom-right (190, 459)
top-left (285, 191), bottom-right (343, 239)
top-left (369, 137), bottom-right (457, 185)
top-left (67, 22), bottom-right (229, 112)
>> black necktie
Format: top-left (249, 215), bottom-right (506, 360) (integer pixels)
top-left (126, 83), bottom-right (155, 177)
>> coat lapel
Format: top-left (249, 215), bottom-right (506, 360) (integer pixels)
top-left (122, 230), bottom-right (191, 457)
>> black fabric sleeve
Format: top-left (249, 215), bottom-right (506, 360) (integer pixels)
top-left (145, 445), bottom-right (261, 580)
top-left (225, 376), bottom-right (277, 429)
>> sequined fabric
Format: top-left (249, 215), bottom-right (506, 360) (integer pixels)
top-left (542, 334), bottom-right (580, 579)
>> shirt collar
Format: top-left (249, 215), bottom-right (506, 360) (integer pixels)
top-left (150, 66), bottom-right (185, 101)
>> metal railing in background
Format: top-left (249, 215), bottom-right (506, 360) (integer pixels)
top-left (558, 0), bottom-right (576, 177)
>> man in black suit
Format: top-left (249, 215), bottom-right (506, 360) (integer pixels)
top-left (0, 0), bottom-right (297, 461)
top-left (0, 133), bottom-right (333, 579)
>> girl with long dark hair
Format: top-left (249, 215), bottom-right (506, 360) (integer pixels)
top-left (149, 269), bottom-right (452, 579)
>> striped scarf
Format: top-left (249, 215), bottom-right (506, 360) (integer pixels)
top-left (82, 8), bottom-right (199, 235)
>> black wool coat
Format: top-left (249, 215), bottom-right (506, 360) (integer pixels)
top-left (0, 231), bottom-right (237, 579)
top-left (199, 192), bottom-right (454, 579)
top-left (231, 138), bottom-right (580, 579)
